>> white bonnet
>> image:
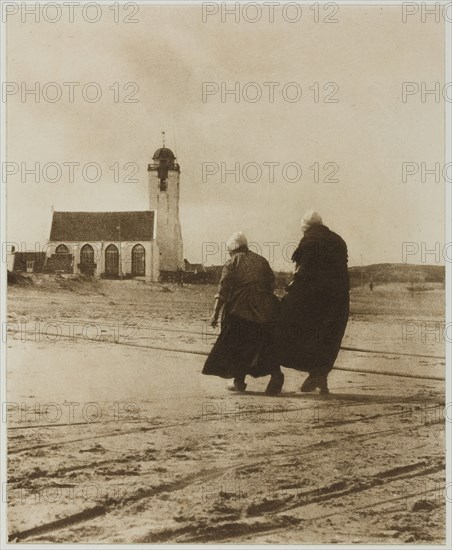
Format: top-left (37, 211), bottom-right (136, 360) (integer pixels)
top-left (226, 231), bottom-right (248, 252)
top-left (301, 210), bottom-right (323, 233)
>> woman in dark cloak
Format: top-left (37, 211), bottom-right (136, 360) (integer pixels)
top-left (202, 231), bottom-right (283, 395)
top-left (276, 210), bottom-right (350, 394)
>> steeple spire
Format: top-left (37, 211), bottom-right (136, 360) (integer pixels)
top-left (162, 130), bottom-right (166, 148)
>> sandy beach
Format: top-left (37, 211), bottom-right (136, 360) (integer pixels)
top-left (6, 277), bottom-right (446, 544)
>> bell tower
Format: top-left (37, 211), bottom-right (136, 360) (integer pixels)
top-left (148, 136), bottom-right (183, 272)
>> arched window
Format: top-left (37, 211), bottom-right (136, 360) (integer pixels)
top-left (132, 244), bottom-right (145, 276)
top-left (80, 244), bottom-right (95, 276)
top-left (56, 244), bottom-right (69, 255)
top-left (80, 244), bottom-right (94, 265)
top-left (105, 244), bottom-right (119, 276)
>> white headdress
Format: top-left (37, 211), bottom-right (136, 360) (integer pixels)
top-left (301, 209), bottom-right (323, 233)
top-left (226, 231), bottom-right (248, 252)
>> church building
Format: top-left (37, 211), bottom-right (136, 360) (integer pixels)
top-left (46, 144), bottom-right (184, 281)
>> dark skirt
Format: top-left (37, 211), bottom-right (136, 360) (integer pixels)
top-left (275, 282), bottom-right (349, 375)
top-left (202, 314), bottom-right (279, 379)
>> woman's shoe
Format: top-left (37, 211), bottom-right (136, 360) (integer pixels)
top-left (300, 374), bottom-right (318, 392)
top-left (265, 372), bottom-right (284, 396)
top-left (317, 375), bottom-right (330, 395)
top-left (227, 378), bottom-right (247, 392)
top-left (300, 374), bottom-right (330, 394)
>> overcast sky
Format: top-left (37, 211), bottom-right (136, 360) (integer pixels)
top-left (5, 4), bottom-right (446, 270)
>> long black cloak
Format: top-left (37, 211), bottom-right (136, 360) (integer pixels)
top-left (276, 224), bottom-right (350, 374)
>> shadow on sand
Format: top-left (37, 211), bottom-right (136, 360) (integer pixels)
top-left (239, 390), bottom-right (441, 405)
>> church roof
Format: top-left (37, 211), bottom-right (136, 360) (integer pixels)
top-left (49, 211), bottom-right (155, 242)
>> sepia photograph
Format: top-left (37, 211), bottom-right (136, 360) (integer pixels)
top-left (0, 1), bottom-right (451, 547)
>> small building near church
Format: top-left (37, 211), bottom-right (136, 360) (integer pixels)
top-left (184, 259), bottom-right (206, 275)
top-left (183, 259), bottom-right (207, 283)
top-left (13, 251), bottom-right (47, 274)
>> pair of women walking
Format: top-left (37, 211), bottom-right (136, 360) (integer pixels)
top-left (202, 210), bottom-right (350, 396)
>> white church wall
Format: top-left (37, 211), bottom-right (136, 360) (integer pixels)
top-left (6, 253), bottom-right (15, 271)
top-left (147, 241), bottom-right (160, 281)
top-left (46, 240), bottom-right (158, 280)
